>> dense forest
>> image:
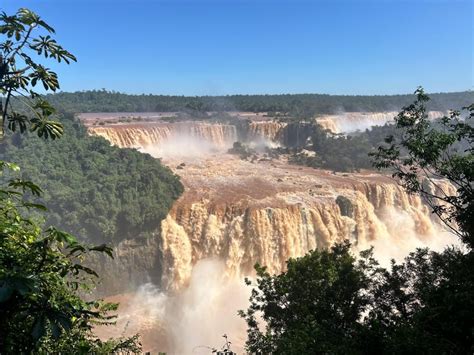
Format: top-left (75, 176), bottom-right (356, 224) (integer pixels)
top-left (45, 90), bottom-right (473, 115)
top-left (289, 123), bottom-right (400, 172)
top-left (0, 113), bottom-right (183, 245)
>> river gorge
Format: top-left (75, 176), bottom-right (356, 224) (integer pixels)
top-left (83, 112), bottom-right (455, 353)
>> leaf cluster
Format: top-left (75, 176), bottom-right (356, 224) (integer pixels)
top-left (241, 243), bottom-right (474, 354)
top-left (0, 8), bottom-right (76, 140)
top-left (371, 88), bottom-right (474, 247)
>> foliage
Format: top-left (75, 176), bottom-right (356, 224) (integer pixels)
top-left (365, 247), bottom-right (474, 354)
top-left (371, 88), bottom-right (474, 248)
top-left (0, 113), bottom-right (183, 244)
top-left (227, 141), bottom-right (257, 160)
top-left (239, 242), bottom-right (377, 354)
top-left (241, 243), bottom-right (474, 354)
top-left (0, 8), bottom-right (76, 140)
top-left (45, 90), bottom-right (473, 116)
top-left (0, 162), bottom-right (140, 353)
top-left (287, 99), bottom-right (471, 174)
top-left (286, 123), bottom-right (402, 172)
top-left (290, 124), bottom-right (374, 172)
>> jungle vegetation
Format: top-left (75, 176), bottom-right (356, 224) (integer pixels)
top-left (46, 89), bottom-right (473, 116)
top-left (289, 123), bottom-right (400, 172)
top-left (0, 114), bottom-right (183, 245)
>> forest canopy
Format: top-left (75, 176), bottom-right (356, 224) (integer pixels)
top-left (45, 90), bottom-right (473, 116)
top-left (0, 113), bottom-right (183, 245)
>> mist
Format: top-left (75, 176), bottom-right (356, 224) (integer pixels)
top-left (108, 259), bottom-right (249, 354)
top-left (142, 134), bottom-right (224, 159)
top-left (106, 208), bottom-right (458, 353)
top-left (355, 206), bottom-right (459, 268)
top-left (88, 114), bottom-right (461, 354)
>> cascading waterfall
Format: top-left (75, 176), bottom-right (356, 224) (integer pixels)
top-left (88, 121), bottom-right (455, 292)
top-left (247, 121), bottom-right (286, 142)
top-left (89, 119), bottom-right (456, 354)
top-left (87, 111), bottom-right (448, 149)
top-left (159, 179), bottom-right (453, 291)
top-left (88, 120), bottom-right (300, 149)
top-left (316, 111), bottom-right (445, 133)
top-left (88, 122), bottom-right (239, 149)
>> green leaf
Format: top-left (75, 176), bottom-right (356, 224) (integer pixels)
top-left (73, 264), bottom-right (99, 278)
top-left (0, 284), bottom-right (14, 302)
top-left (22, 202), bottom-right (48, 211)
top-left (32, 315), bottom-right (47, 341)
top-left (89, 244), bottom-right (114, 259)
top-left (0, 161), bottom-right (20, 172)
top-left (8, 179), bottom-right (43, 196)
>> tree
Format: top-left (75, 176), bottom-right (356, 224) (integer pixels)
top-left (371, 87), bottom-right (473, 247)
top-left (0, 7), bottom-right (76, 140)
top-left (0, 113), bottom-right (183, 245)
top-left (365, 247), bottom-right (474, 354)
top-left (0, 8), bottom-right (141, 353)
top-left (368, 88), bottom-right (474, 353)
top-left (290, 123), bottom-right (373, 172)
top-left (239, 242), bottom-right (380, 354)
top-left (240, 244), bottom-right (474, 354)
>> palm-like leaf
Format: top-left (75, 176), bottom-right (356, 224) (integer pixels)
top-left (7, 112), bottom-right (29, 133)
top-left (30, 118), bottom-right (64, 139)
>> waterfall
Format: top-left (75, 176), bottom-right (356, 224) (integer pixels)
top-left (88, 122), bottom-right (239, 149)
top-left (89, 118), bottom-right (456, 354)
top-left (316, 111), bottom-right (446, 133)
top-left (160, 178), bottom-right (454, 291)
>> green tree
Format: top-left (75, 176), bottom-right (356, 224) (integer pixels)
top-left (0, 114), bottom-right (183, 245)
top-left (239, 242), bottom-right (379, 354)
top-left (366, 247), bottom-right (474, 354)
top-left (371, 88), bottom-right (473, 248)
top-left (290, 123), bottom-right (373, 172)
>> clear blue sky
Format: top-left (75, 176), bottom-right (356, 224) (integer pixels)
top-left (2, 0), bottom-right (473, 95)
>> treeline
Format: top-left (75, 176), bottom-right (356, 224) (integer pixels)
top-left (0, 113), bottom-right (183, 245)
top-left (45, 90), bottom-right (473, 115)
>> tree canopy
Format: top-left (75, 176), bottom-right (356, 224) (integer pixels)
top-left (0, 8), bottom-right (163, 353)
top-left (0, 113), bottom-right (183, 244)
top-left (0, 161), bottom-right (141, 353)
top-left (45, 89), bottom-right (473, 116)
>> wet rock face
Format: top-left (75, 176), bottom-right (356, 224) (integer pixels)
top-left (336, 195), bottom-right (354, 218)
top-left (92, 233), bottom-right (164, 296)
top-left (280, 123), bottom-right (314, 148)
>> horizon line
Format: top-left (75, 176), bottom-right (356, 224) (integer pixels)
top-left (49, 88), bottom-right (473, 98)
